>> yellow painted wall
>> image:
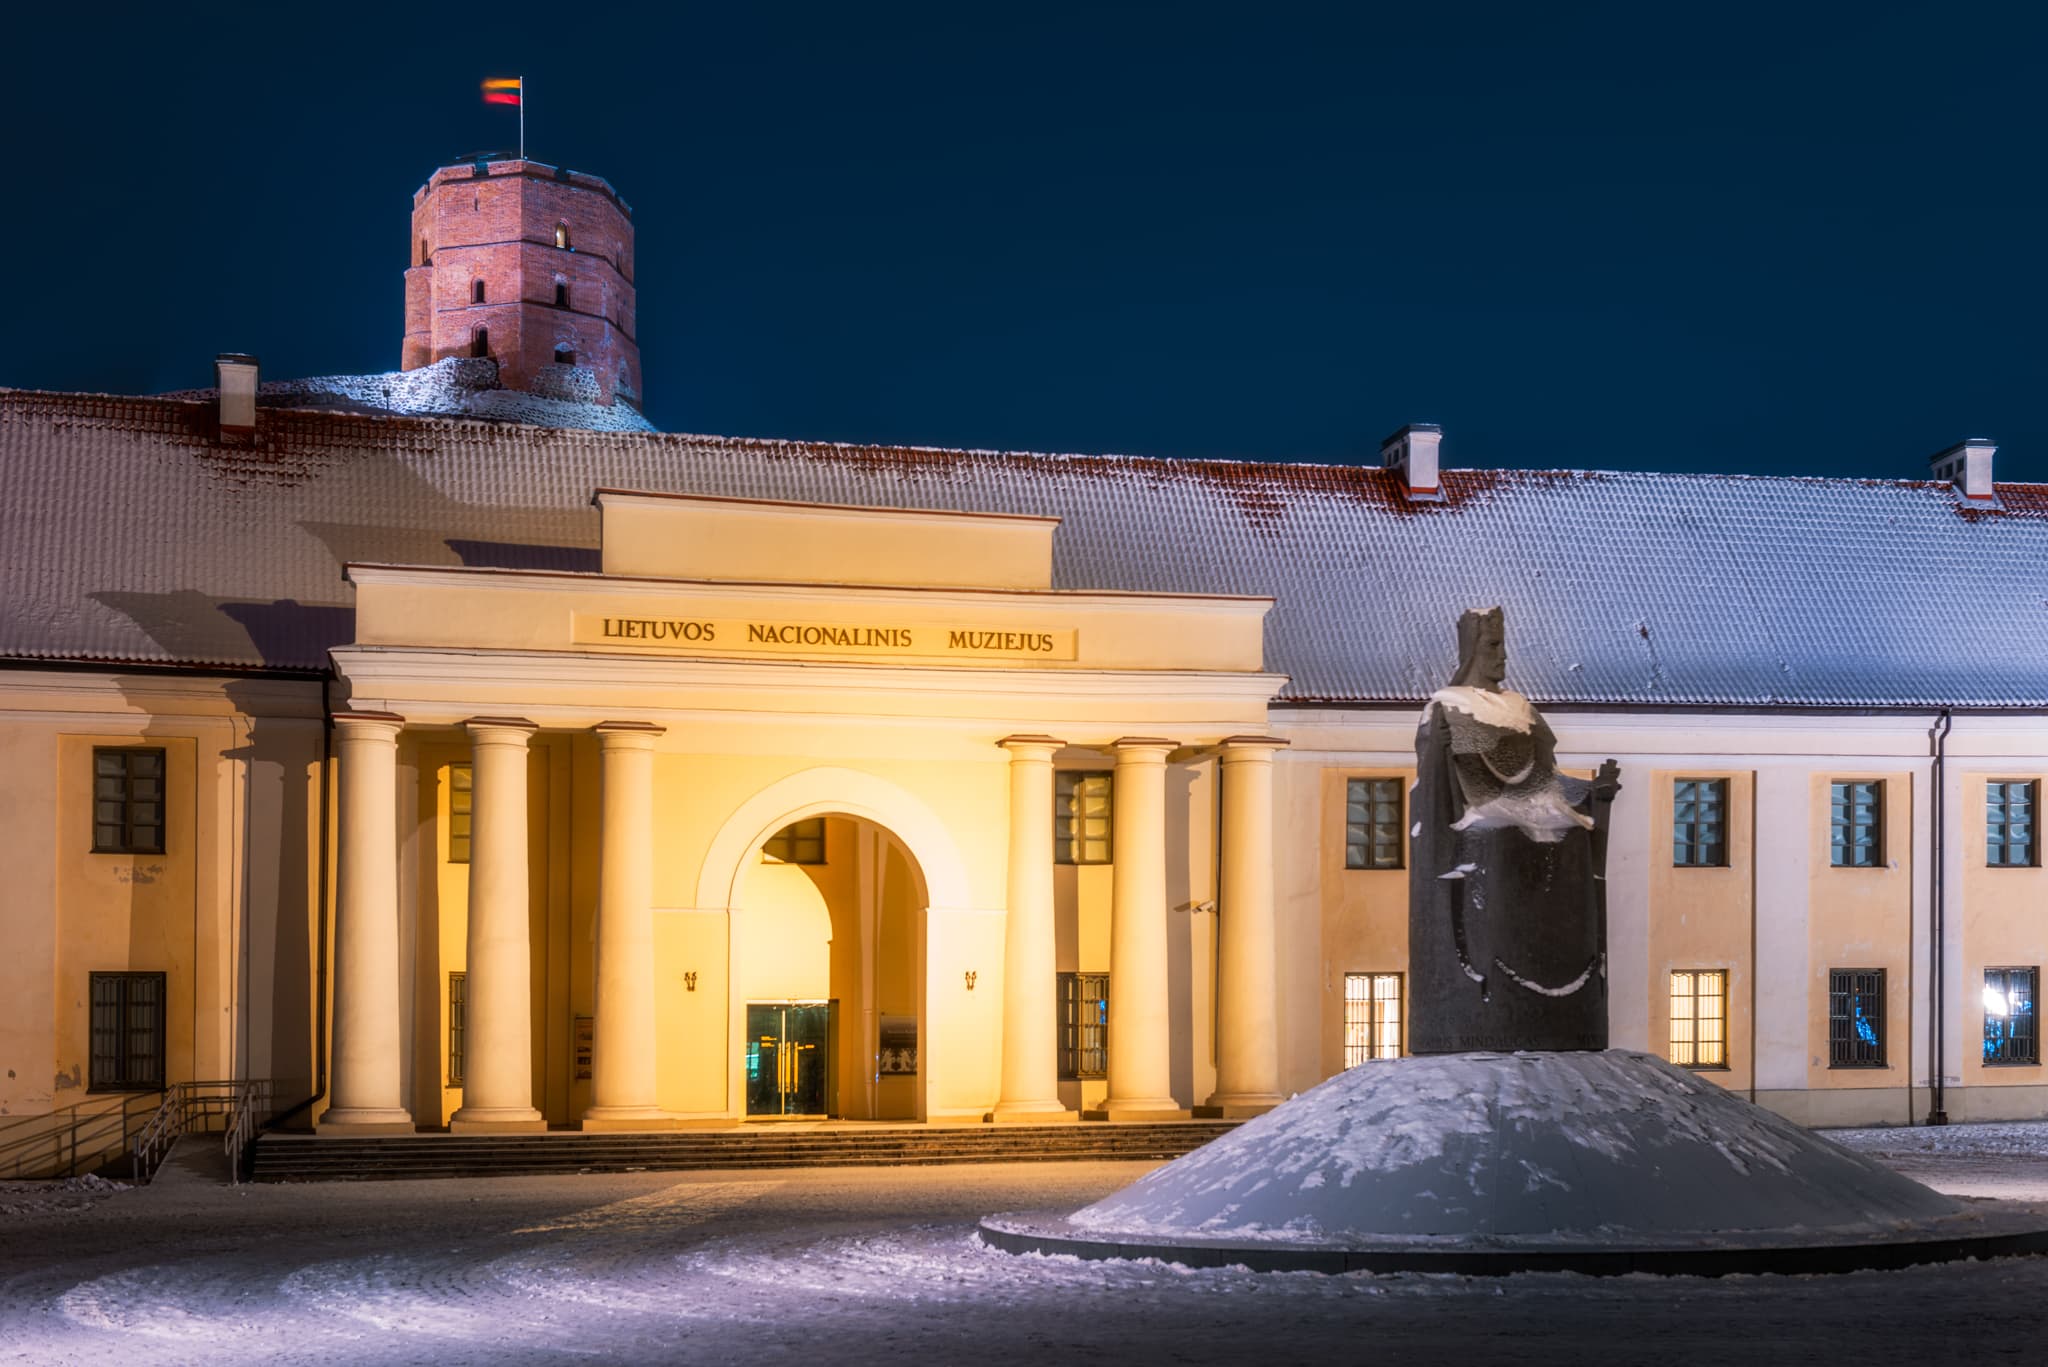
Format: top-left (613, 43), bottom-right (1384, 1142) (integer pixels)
top-left (1317, 767), bottom-right (1411, 1078)
top-left (1805, 772), bottom-right (1913, 1092)
top-left (654, 910), bottom-right (729, 1114)
top-left (1959, 772), bottom-right (2048, 1089)
top-left (1053, 763), bottom-right (1115, 1114)
top-left (1645, 770), bottom-right (1755, 1093)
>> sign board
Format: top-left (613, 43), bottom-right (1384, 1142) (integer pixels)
top-left (572, 613), bottom-right (1077, 663)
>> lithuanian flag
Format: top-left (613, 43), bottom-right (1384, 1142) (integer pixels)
top-left (483, 77), bottom-right (522, 107)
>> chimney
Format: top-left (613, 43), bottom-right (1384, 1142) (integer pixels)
top-left (1929, 437), bottom-right (1996, 503)
top-left (1381, 423), bottom-right (1444, 501)
top-left (215, 353), bottom-right (260, 441)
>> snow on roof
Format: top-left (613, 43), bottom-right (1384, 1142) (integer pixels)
top-left (4, 385), bottom-right (2048, 706)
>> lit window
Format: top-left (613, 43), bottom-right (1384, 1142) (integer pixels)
top-left (1988, 781), bottom-right (2038, 868)
top-left (1829, 781), bottom-right (1883, 868)
top-left (1673, 778), bottom-right (1728, 867)
top-left (472, 279), bottom-right (485, 304)
top-left (1828, 969), bottom-right (1885, 1068)
top-left (763, 818), bottom-right (826, 865)
top-left (447, 764), bottom-right (472, 864)
top-left (1669, 969), bottom-right (1728, 1069)
top-left (1058, 972), bottom-right (1108, 1079)
top-left (448, 971), bottom-right (467, 1086)
top-left (89, 972), bottom-right (165, 1091)
top-left (93, 747), bottom-right (166, 854)
top-left (1054, 771), bottom-right (1113, 865)
top-left (555, 222), bottom-right (570, 249)
top-left (1343, 973), bottom-right (1403, 1065)
top-left (1984, 967), bottom-right (2040, 1066)
top-left (1344, 778), bottom-right (1404, 870)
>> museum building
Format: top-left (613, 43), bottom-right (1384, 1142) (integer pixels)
top-left (5, 156), bottom-right (2048, 1146)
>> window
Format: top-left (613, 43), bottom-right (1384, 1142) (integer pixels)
top-left (1673, 778), bottom-right (1728, 867)
top-left (1829, 781), bottom-right (1884, 868)
top-left (472, 279), bottom-right (486, 304)
top-left (1344, 778), bottom-right (1404, 870)
top-left (762, 818), bottom-right (825, 865)
top-left (1668, 969), bottom-right (1728, 1068)
top-left (419, 237), bottom-right (429, 265)
top-left (554, 281), bottom-right (569, 308)
top-left (448, 971), bottom-right (468, 1086)
top-left (554, 346), bottom-right (576, 366)
top-left (447, 764), bottom-right (473, 864)
top-left (1828, 969), bottom-right (1886, 1068)
top-left (1058, 972), bottom-right (1108, 1079)
top-left (555, 222), bottom-right (570, 249)
top-left (89, 972), bottom-right (165, 1091)
top-left (471, 326), bottom-right (490, 359)
top-left (1343, 973), bottom-right (1403, 1065)
top-left (1984, 967), bottom-right (2040, 1066)
top-left (1988, 781), bottom-right (2038, 868)
top-left (93, 747), bottom-right (166, 854)
top-left (1055, 771), bottom-right (1113, 865)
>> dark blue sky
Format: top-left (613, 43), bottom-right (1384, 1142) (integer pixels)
top-left (7, 3), bottom-right (2043, 479)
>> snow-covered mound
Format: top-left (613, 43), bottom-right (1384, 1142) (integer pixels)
top-left (162, 357), bottom-right (658, 433)
top-left (1071, 1051), bottom-right (1959, 1244)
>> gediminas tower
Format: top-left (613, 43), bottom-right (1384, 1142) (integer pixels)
top-left (402, 157), bottom-right (642, 407)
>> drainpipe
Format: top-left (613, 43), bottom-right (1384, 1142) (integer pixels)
top-left (1927, 709), bottom-right (1952, 1126)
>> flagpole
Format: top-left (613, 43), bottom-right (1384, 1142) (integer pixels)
top-left (519, 75), bottom-right (525, 160)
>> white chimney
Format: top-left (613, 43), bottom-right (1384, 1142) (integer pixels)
top-left (215, 353), bottom-right (259, 440)
top-left (1929, 437), bottom-right (1996, 503)
top-left (1381, 423), bottom-right (1443, 501)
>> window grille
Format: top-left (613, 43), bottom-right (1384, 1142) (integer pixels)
top-left (1827, 968), bottom-right (1886, 1068)
top-left (762, 818), bottom-right (826, 865)
top-left (1829, 781), bottom-right (1884, 868)
top-left (93, 747), bottom-right (166, 854)
top-left (1988, 781), bottom-right (2038, 868)
top-left (448, 764), bottom-right (473, 864)
top-left (1342, 973), bottom-right (1403, 1065)
top-left (1344, 778), bottom-right (1404, 870)
top-left (1054, 771), bottom-right (1113, 865)
top-left (448, 971), bottom-right (467, 1086)
top-left (1673, 778), bottom-right (1728, 867)
top-left (1058, 972), bottom-right (1109, 1079)
top-left (1668, 969), bottom-right (1728, 1068)
top-left (89, 972), bottom-right (165, 1091)
top-left (1984, 966), bottom-right (2040, 1066)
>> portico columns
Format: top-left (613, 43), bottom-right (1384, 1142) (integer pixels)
top-left (993, 735), bottom-right (1075, 1123)
top-left (583, 722), bottom-right (672, 1131)
top-left (1204, 736), bottom-right (1289, 1118)
top-left (450, 717), bottom-right (546, 1133)
top-left (1100, 737), bottom-right (1187, 1121)
top-left (320, 712), bottom-right (415, 1133)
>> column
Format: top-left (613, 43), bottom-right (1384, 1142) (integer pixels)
top-left (1205, 736), bottom-right (1288, 1118)
top-left (993, 735), bottom-right (1075, 1123)
top-left (450, 717), bottom-right (545, 1132)
top-left (320, 712), bottom-right (415, 1133)
top-left (583, 722), bottom-right (671, 1130)
top-left (1101, 737), bottom-right (1186, 1120)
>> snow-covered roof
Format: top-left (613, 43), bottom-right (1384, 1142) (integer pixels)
top-left (5, 385), bottom-right (2048, 707)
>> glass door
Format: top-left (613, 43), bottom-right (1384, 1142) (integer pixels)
top-left (745, 1000), bottom-right (835, 1117)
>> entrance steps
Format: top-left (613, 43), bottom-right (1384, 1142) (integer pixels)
top-left (250, 1120), bottom-right (1237, 1183)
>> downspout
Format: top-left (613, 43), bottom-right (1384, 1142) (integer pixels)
top-left (268, 681), bottom-right (335, 1130)
top-left (1927, 709), bottom-right (1952, 1126)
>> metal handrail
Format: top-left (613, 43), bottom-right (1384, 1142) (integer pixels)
top-left (223, 1079), bottom-right (276, 1185)
top-left (0, 1092), bottom-right (161, 1180)
top-left (130, 1080), bottom-right (252, 1184)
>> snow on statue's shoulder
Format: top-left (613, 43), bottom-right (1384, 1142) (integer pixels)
top-left (1429, 685), bottom-right (1537, 733)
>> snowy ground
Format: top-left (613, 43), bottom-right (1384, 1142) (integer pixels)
top-left (5, 1129), bottom-right (2048, 1365)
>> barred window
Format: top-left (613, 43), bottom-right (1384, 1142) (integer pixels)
top-left (1988, 781), bottom-right (2038, 868)
top-left (1344, 778), bottom-right (1404, 870)
top-left (1828, 969), bottom-right (1886, 1068)
top-left (448, 764), bottom-right (473, 864)
top-left (1669, 969), bottom-right (1728, 1069)
top-left (1984, 967), bottom-right (2040, 1066)
top-left (1342, 973), bottom-right (1403, 1066)
top-left (763, 818), bottom-right (826, 865)
top-left (89, 972), bottom-right (165, 1091)
top-left (93, 748), bottom-right (166, 855)
top-left (1830, 781), bottom-right (1884, 868)
top-left (1673, 778), bottom-right (1728, 867)
top-left (1055, 771), bottom-right (1113, 865)
top-left (1058, 972), bottom-right (1108, 1079)
top-left (448, 971), bottom-right (468, 1086)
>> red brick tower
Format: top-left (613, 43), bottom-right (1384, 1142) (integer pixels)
top-left (402, 157), bottom-right (641, 407)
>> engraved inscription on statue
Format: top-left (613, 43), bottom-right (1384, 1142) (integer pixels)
top-left (570, 612), bottom-right (1078, 661)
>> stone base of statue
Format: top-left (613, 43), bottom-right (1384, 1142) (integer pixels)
top-left (980, 1050), bottom-right (2048, 1276)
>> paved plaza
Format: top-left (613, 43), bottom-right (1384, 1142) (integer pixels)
top-left (5, 1126), bottom-right (2048, 1365)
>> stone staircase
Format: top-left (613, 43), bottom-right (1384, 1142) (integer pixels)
top-left (250, 1120), bottom-right (1237, 1183)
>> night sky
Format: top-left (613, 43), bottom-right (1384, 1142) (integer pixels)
top-left (7, 3), bottom-right (2043, 480)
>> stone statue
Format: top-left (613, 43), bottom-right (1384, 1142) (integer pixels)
top-left (1408, 607), bottom-right (1621, 1053)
